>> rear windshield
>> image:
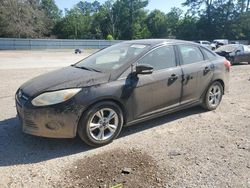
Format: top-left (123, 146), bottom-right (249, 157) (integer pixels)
top-left (215, 45), bottom-right (238, 52)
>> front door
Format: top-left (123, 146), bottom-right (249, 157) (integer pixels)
top-left (129, 45), bottom-right (182, 119)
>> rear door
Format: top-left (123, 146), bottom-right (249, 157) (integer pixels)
top-left (242, 45), bottom-right (250, 63)
top-left (234, 45), bottom-right (245, 63)
top-left (177, 44), bottom-right (214, 104)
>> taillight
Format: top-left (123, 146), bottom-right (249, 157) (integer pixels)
top-left (224, 60), bottom-right (231, 71)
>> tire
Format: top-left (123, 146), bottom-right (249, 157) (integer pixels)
top-left (77, 101), bottom-right (124, 147)
top-left (202, 81), bottom-right (223, 111)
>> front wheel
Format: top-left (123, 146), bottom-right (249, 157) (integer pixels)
top-left (202, 81), bottom-right (223, 111)
top-left (77, 101), bottom-right (124, 147)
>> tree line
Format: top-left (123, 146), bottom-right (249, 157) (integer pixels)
top-left (0, 0), bottom-right (249, 41)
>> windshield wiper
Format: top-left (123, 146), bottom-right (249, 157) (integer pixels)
top-left (71, 65), bottom-right (102, 73)
top-left (87, 67), bottom-right (102, 73)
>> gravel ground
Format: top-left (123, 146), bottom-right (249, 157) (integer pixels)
top-left (0, 49), bottom-right (95, 69)
top-left (0, 50), bottom-right (249, 188)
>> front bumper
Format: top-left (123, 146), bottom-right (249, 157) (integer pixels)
top-left (15, 93), bottom-right (83, 138)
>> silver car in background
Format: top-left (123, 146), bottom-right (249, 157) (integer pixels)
top-left (195, 40), bottom-right (212, 49)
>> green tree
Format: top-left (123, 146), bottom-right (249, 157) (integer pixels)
top-left (131, 9), bottom-right (150, 39)
top-left (231, 11), bottom-right (250, 39)
top-left (0, 0), bottom-right (50, 38)
top-left (237, 0), bottom-right (250, 12)
top-left (40, 0), bottom-right (62, 37)
top-left (40, 0), bottom-right (62, 21)
top-left (182, 0), bottom-right (243, 40)
top-left (166, 8), bottom-right (183, 38)
top-left (87, 0), bottom-right (117, 39)
top-left (1, 0), bottom-right (250, 41)
top-left (112, 0), bottom-right (149, 39)
top-left (73, 0), bottom-right (102, 39)
top-left (54, 7), bottom-right (92, 39)
top-left (77, 0), bottom-right (101, 15)
top-left (176, 16), bottom-right (198, 40)
top-left (96, 0), bottom-right (119, 39)
top-left (146, 10), bottom-right (168, 38)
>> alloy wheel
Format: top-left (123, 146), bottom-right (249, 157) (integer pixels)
top-left (88, 108), bottom-right (119, 141)
top-left (208, 85), bottom-right (222, 107)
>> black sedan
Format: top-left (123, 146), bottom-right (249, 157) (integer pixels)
top-left (215, 44), bottom-right (250, 65)
top-left (16, 39), bottom-right (230, 147)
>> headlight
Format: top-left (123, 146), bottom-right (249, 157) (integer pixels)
top-left (31, 88), bottom-right (81, 106)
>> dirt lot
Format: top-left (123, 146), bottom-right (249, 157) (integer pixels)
top-left (0, 50), bottom-right (249, 188)
top-left (0, 49), bottom-right (95, 69)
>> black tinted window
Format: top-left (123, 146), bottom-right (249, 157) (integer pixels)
top-left (138, 46), bottom-right (176, 70)
top-left (179, 45), bottom-right (204, 65)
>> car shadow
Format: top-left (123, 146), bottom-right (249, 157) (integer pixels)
top-left (120, 106), bottom-right (206, 137)
top-left (0, 117), bottom-right (92, 167)
top-left (0, 106), bottom-right (206, 167)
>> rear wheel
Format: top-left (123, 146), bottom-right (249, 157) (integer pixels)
top-left (78, 101), bottom-right (124, 147)
top-left (202, 81), bottom-right (223, 111)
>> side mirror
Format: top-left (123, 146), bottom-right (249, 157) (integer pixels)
top-left (135, 64), bottom-right (153, 75)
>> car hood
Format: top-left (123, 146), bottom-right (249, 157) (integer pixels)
top-left (20, 66), bottom-right (110, 97)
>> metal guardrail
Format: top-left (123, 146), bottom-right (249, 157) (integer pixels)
top-left (1, 38), bottom-right (248, 50)
top-left (0, 38), bottom-right (123, 50)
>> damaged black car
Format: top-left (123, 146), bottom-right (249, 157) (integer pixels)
top-left (16, 39), bottom-right (230, 147)
top-left (215, 44), bottom-right (250, 65)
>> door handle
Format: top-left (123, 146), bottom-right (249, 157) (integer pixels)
top-left (169, 74), bottom-right (178, 81)
top-left (204, 66), bottom-right (211, 74)
top-left (182, 74), bottom-right (193, 85)
top-left (168, 74), bottom-right (178, 86)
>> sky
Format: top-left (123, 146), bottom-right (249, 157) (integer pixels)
top-left (54, 0), bottom-right (186, 13)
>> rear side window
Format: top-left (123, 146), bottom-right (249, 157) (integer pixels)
top-left (201, 48), bottom-right (216, 60)
top-left (179, 45), bottom-right (204, 65)
top-left (138, 46), bottom-right (176, 71)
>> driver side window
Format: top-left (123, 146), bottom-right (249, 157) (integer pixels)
top-left (138, 46), bottom-right (176, 71)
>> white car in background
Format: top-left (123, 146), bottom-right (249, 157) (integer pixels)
top-left (195, 40), bottom-right (212, 49)
top-left (211, 39), bottom-right (229, 50)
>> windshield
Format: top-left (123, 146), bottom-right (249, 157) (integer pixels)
top-left (215, 45), bottom-right (238, 52)
top-left (202, 41), bottom-right (211, 45)
top-left (75, 43), bottom-right (150, 72)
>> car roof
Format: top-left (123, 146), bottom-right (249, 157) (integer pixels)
top-left (123, 39), bottom-right (197, 46)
